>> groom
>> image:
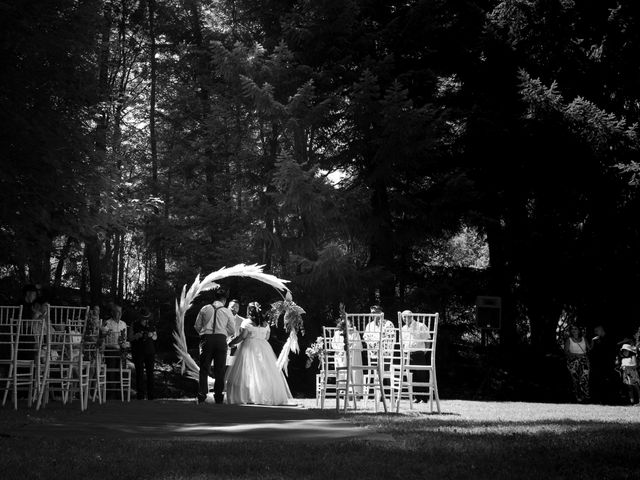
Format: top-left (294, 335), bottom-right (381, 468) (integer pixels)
top-left (194, 289), bottom-right (236, 404)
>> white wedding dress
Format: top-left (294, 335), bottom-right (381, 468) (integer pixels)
top-left (225, 319), bottom-right (293, 405)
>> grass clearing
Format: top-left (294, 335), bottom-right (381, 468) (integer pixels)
top-left (1, 400), bottom-right (640, 480)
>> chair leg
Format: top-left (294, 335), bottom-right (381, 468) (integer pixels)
top-left (378, 366), bottom-right (387, 413)
top-left (2, 365), bottom-right (12, 406)
top-left (432, 370), bottom-right (440, 413)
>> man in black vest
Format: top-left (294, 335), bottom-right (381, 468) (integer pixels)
top-left (194, 290), bottom-right (235, 404)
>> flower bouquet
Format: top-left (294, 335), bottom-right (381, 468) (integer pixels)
top-left (305, 336), bottom-right (325, 369)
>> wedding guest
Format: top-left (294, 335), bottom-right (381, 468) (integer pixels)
top-left (363, 305), bottom-right (395, 400)
top-left (363, 305), bottom-right (395, 361)
top-left (589, 325), bottom-right (618, 404)
top-left (20, 284), bottom-right (38, 319)
top-left (85, 305), bottom-right (103, 342)
top-left (103, 303), bottom-right (128, 398)
top-left (104, 304), bottom-right (128, 348)
top-left (617, 344), bottom-right (640, 405)
top-left (332, 318), bottom-right (364, 395)
top-left (130, 307), bottom-right (157, 400)
top-left (194, 290), bottom-right (235, 404)
top-left (564, 325), bottom-right (591, 403)
top-left (400, 310), bottom-right (431, 403)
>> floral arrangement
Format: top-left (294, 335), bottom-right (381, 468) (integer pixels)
top-left (305, 336), bottom-right (325, 369)
top-left (267, 292), bottom-right (306, 375)
top-left (267, 292), bottom-right (306, 335)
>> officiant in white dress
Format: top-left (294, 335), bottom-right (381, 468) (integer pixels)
top-left (225, 302), bottom-right (293, 405)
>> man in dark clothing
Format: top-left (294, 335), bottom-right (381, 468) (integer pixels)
top-left (589, 325), bottom-right (619, 404)
top-left (131, 307), bottom-right (156, 400)
top-left (21, 284), bottom-right (37, 319)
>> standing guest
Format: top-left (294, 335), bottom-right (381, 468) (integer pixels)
top-left (20, 284), bottom-right (38, 319)
top-left (589, 325), bottom-right (618, 404)
top-left (400, 310), bottom-right (431, 403)
top-left (564, 325), bottom-right (591, 403)
top-left (617, 344), bottom-right (640, 405)
top-left (194, 290), bottom-right (235, 404)
top-left (130, 307), bottom-right (157, 400)
top-left (226, 299), bottom-right (245, 366)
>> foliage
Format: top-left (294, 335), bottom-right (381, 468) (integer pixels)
top-left (3, 0), bottom-right (640, 392)
top-left (304, 336), bottom-right (324, 369)
top-left (267, 296), bottom-right (306, 335)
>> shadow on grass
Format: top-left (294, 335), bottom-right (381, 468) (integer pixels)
top-left (2, 419), bottom-right (640, 480)
top-left (3, 401), bottom-right (640, 479)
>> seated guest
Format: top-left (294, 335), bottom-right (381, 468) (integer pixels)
top-left (332, 318), bottom-right (364, 395)
top-left (103, 304), bottom-right (128, 398)
top-left (104, 304), bottom-right (127, 348)
top-left (400, 310), bottom-right (430, 403)
top-left (363, 305), bottom-right (395, 362)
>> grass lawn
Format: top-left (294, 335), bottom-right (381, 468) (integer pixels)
top-left (1, 399), bottom-right (640, 480)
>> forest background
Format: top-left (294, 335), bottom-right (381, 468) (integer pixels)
top-left (2, 0), bottom-right (640, 400)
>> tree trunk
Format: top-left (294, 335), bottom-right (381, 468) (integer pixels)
top-left (147, 0), bottom-right (165, 290)
top-left (80, 253), bottom-right (88, 305)
top-left (86, 6), bottom-right (112, 307)
top-left (118, 233), bottom-right (126, 301)
top-left (368, 176), bottom-right (396, 316)
top-left (85, 235), bottom-right (102, 306)
top-left (111, 232), bottom-right (120, 299)
top-left (53, 235), bottom-right (74, 289)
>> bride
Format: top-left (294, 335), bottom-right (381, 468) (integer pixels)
top-left (225, 302), bottom-right (293, 405)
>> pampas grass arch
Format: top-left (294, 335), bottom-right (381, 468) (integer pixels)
top-left (173, 263), bottom-right (302, 383)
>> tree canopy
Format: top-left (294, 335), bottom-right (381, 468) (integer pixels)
top-left (2, 0), bottom-right (640, 362)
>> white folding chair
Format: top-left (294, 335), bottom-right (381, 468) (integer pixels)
top-left (317, 327), bottom-right (343, 408)
top-left (101, 347), bottom-right (131, 402)
top-left (336, 313), bottom-right (389, 413)
top-left (0, 306), bottom-right (23, 324)
top-left (38, 322), bottom-right (91, 411)
top-left (395, 312), bottom-right (440, 413)
top-left (0, 306), bottom-right (22, 406)
top-left (5, 318), bottom-right (46, 409)
top-left (46, 305), bottom-right (89, 330)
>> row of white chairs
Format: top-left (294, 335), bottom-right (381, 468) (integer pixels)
top-left (0, 305), bottom-right (131, 410)
top-left (316, 312), bottom-right (440, 413)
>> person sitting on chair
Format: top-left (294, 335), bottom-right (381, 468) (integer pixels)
top-left (103, 304), bottom-right (128, 399)
top-left (363, 305), bottom-right (395, 361)
top-left (400, 310), bottom-right (430, 403)
top-left (332, 318), bottom-right (364, 395)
